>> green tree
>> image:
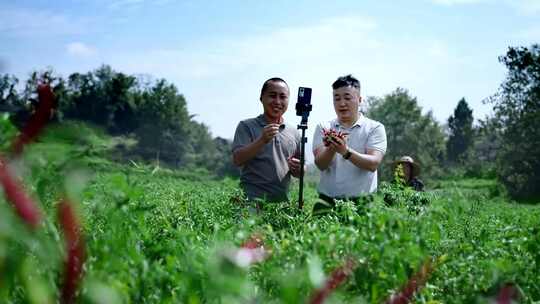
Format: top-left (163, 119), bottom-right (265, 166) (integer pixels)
top-left (183, 121), bottom-right (217, 168)
top-left (63, 65), bottom-right (137, 132)
top-left (0, 74), bottom-right (21, 112)
top-left (11, 68), bottom-right (66, 126)
top-left (22, 68), bottom-right (66, 103)
top-left (4, 65), bottom-right (236, 176)
top-left (490, 44), bottom-right (540, 200)
top-left (134, 79), bottom-right (191, 166)
top-left (104, 72), bottom-right (138, 133)
top-left (366, 88), bottom-right (446, 181)
top-left (446, 98), bottom-right (474, 164)
top-left (463, 116), bottom-right (501, 178)
top-left (213, 137), bottom-right (239, 177)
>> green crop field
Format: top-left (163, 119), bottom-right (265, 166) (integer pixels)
top-left (1, 121), bottom-right (540, 304)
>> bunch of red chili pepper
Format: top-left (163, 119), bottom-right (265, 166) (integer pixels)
top-left (0, 84), bottom-right (85, 304)
top-left (309, 257), bottom-right (357, 304)
top-left (385, 257), bottom-right (435, 304)
top-left (322, 128), bottom-right (348, 147)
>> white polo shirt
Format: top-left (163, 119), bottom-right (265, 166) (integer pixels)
top-left (312, 114), bottom-right (387, 198)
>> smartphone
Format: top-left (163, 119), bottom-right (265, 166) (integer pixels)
top-left (296, 87), bottom-right (312, 117)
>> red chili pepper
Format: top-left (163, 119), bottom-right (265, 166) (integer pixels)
top-left (496, 283), bottom-right (519, 304)
top-left (0, 156), bottom-right (42, 228)
top-left (322, 128), bottom-right (348, 147)
top-left (58, 198), bottom-right (85, 304)
top-left (385, 258), bottom-right (435, 304)
top-left (12, 84), bottom-right (56, 155)
top-left (241, 233), bottom-right (264, 249)
top-left (309, 258), bottom-right (356, 304)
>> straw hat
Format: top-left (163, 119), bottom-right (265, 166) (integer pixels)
top-left (394, 155), bottom-right (420, 177)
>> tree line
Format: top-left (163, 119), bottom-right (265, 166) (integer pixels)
top-left (366, 44), bottom-right (539, 201)
top-left (1, 44), bottom-right (538, 200)
top-left (0, 65), bottom-right (237, 177)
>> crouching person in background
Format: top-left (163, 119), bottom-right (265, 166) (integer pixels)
top-left (312, 75), bottom-right (387, 212)
top-left (232, 78), bottom-right (301, 208)
top-left (393, 155), bottom-right (424, 191)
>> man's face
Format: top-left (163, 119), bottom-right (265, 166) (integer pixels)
top-left (261, 81), bottom-right (289, 121)
top-left (333, 86), bottom-right (360, 122)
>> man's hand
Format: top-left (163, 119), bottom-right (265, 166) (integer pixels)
top-left (327, 134), bottom-right (348, 155)
top-left (259, 123), bottom-right (280, 143)
top-left (287, 156), bottom-right (301, 178)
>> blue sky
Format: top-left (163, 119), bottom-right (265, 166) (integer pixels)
top-left (1, 0), bottom-right (539, 143)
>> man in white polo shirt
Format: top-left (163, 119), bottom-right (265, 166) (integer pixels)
top-left (312, 75), bottom-right (387, 207)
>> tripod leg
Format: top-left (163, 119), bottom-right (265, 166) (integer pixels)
top-left (298, 126), bottom-right (307, 209)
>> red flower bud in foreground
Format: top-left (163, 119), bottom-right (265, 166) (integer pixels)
top-left (0, 156), bottom-right (41, 228)
top-left (225, 233), bottom-right (269, 268)
top-left (58, 198), bottom-right (85, 304)
top-left (12, 84), bottom-right (56, 155)
top-left (495, 283), bottom-right (520, 304)
top-left (309, 258), bottom-right (357, 304)
top-left (385, 257), bottom-right (435, 304)
top-left (241, 233), bottom-right (264, 249)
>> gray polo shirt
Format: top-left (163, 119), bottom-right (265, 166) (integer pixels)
top-left (313, 114), bottom-right (387, 198)
top-left (232, 115), bottom-right (301, 202)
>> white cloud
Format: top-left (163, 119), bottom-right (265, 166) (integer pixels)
top-left (66, 42), bottom-right (96, 57)
top-left (516, 26), bottom-right (540, 41)
top-left (226, 16), bottom-right (379, 68)
top-left (430, 0), bottom-right (540, 14)
top-left (430, 0), bottom-right (486, 5)
top-left (108, 0), bottom-right (145, 9)
top-left (113, 16), bottom-right (379, 80)
top-left (104, 16), bottom-right (384, 144)
top-left (109, 14), bottom-right (490, 144)
top-left (511, 0), bottom-right (540, 15)
top-left (107, 0), bottom-right (174, 9)
top-left (0, 7), bottom-right (92, 37)
top-left (426, 41), bottom-right (453, 59)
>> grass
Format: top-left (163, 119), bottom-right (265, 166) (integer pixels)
top-left (1, 121), bottom-right (540, 303)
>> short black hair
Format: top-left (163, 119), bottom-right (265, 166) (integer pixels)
top-left (332, 74), bottom-right (360, 92)
top-left (260, 77), bottom-right (289, 98)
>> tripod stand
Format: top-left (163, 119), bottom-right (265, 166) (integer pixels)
top-left (297, 119), bottom-right (308, 209)
top-left (295, 86), bottom-right (312, 210)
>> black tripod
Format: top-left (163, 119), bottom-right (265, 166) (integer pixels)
top-left (295, 87), bottom-right (312, 209)
top-left (297, 119), bottom-right (308, 209)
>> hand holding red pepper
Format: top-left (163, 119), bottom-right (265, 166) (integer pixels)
top-left (322, 128), bottom-right (349, 155)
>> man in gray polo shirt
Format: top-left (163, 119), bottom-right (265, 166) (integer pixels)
top-left (232, 78), bottom-right (301, 203)
top-left (313, 75), bottom-right (387, 206)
